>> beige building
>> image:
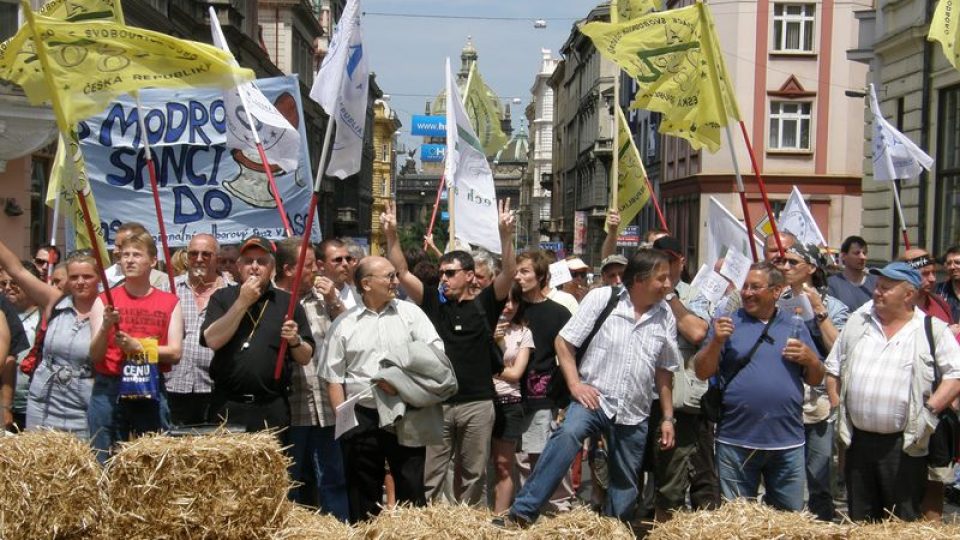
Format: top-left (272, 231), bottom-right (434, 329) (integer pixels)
top-left (369, 98), bottom-right (401, 255)
top-left (850, 1), bottom-right (960, 260)
top-left (658, 0), bottom-right (870, 265)
top-left (519, 48), bottom-right (559, 251)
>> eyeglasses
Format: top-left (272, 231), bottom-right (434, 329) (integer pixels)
top-left (571, 271), bottom-right (587, 278)
top-left (188, 250), bottom-right (215, 259)
top-left (239, 256), bottom-right (272, 266)
top-left (741, 284), bottom-right (774, 293)
top-left (774, 257), bottom-right (803, 267)
top-left (0, 280), bottom-right (13, 288)
top-left (441, 268), bottom-right (466, 278)
top-left (368, 272), bottom-right (398, 281)
top-left (330, 256), bottom-right (356, 264)
top-left (33, 258), bottom-right (49, 266)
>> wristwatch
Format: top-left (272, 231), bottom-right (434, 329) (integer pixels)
top-left (814, 311), bottom-right (829, 323)
top-left (665, 290), bottom-right (678, 302)
top-left (661, 415), bottom-right (677, 424)
top-left (925, 402), bottom-right (937, 414)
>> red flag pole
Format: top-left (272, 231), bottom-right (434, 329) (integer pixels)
top-left (723, 124), bottom-right (759, 262)
top-left (135, 95), bottom-right (176, 292)
top-left (256, 142), bottom-right (294, 237)
top-left (738, 121), bottom-right (782, 258)
top-left (424, 174), bottom-right (445, 250)
top-left (75, 183), bottom-right (114, 306)
top-left (642, 172), bottom-right (669, 233)
top-left (273, 113), bottom-right (334, 380)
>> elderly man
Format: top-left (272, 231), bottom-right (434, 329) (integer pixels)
top-left (763, 231), bottom-right (797, 261)
top-left (166, 233), bottom-right (228, 426)
top-left (827, 262), bottom-right (960, 521)
top-left (695, 262), bottom-right (823, 511)
top-left (201, 236), bottom-right (314, 433)
top-left (322, 256), bottom-right (451, 522)
top-left (382, 199), bottom-right (516, 506)
top-left (828, 236), bottom-right (876, 313)
top-left (600, 255), bottom-right (627, 287)
top-left (500, 249), bottom-right (680, 526)
top-left (274, 238), bottom-right (348, 520)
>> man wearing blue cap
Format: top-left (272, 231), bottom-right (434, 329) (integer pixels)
top-left (826, 261), bottom-right (960, 521)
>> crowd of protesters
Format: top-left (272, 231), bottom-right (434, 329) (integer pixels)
top-left (2, 205), bottom-right (960, 529)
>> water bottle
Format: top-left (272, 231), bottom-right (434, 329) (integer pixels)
top-left (790, 307), bottom-right (805, 340)
top-left (438, 282), bottom-right (448, 304)
top-left (714, 296), bottom-right (733, 319)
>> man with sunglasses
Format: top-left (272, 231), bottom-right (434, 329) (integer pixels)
top-left (316, 238), bottom-right (360, 320)
top-left (201, 236), bottom-right (314, 434)
top-left (166, 233), bottom-right (228, 426)
top-left (381, 198), bottom-right (517, 506)
top-left (33, 244), bottom-right (60, 282)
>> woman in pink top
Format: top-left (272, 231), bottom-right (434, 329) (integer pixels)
top-left (491, 285), bottom-right (534, 512)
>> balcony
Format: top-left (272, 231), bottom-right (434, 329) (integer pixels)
top-left (846, 10), bottom-right (876, 65)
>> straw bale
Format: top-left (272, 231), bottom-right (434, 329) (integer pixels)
top-left (269, 502), bottom-right (353, 540)
top-left (352, 503), bottom-right (507, 540)
top-left (99, 430), bottom-right (290, 540)
top-left (524, 505), bottom-right (634, 539)
top-left (845, 519), bottom-right (960, 539)
top-left (647, 499), bottom-right (847, 540)
top-left (0, 430), bottom-right (102, 539)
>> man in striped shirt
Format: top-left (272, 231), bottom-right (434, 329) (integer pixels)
top-left (500, 249), bottom-right (680, 526)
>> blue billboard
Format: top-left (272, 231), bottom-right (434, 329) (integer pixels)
top-left (420, 144), bottom-right (446, 162)
top-left (410, 115), bottom-right (447, 137)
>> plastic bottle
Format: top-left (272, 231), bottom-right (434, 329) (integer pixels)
top-left (790, 307), bottom-right (805, 340)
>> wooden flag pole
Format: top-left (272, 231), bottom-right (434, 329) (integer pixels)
top-left (134, 94), bottom-right (176, 292)
top-left (610, 0), bottom-right (619, 209)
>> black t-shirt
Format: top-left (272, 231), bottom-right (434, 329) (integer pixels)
top-left (0, 296), bottom-right (29, 358)
top-left (200, 284), bottom-right (314, 398)
top-left (419, 285), bottom-right (505, 403)
top-left (521, 299), bottom-right (572, 410)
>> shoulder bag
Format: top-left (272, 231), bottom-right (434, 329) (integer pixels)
top-left (701, 314), bottom-right (777, 423)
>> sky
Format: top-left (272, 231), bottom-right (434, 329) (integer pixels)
top-left (361, 0), bottom-right (602, 157)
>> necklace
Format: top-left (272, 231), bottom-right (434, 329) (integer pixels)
top-left (240, 301), bottom-right (270, 351)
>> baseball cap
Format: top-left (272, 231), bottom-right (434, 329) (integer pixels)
top-left (239, 236), bottom-right (276, 256)
top-left (652, 236), bottom-right (683, 259)
top-left (565, 257), bottom-right (589, 272)
top-left (868, 261), bottom-right (921, 288)
top-left (601, 254), bottom-right (628, 271)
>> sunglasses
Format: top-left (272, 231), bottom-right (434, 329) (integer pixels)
top-left (440, 268), bottom-right (467, 278)
top-left (33, 258), bottom-right (49, 266)
top-left (774, 257), bottom-right (803, 267)
top-left (571, 271), bottom-right (587, 278)
top-left (330, 256), bottom-right (356, 264)
top-left (188, 250), bottom-right (215, 259)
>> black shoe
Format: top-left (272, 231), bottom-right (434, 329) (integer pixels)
top-left (491, 514), bottom-right (532, 529)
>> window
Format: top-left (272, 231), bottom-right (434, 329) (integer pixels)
top-left (769, 101), bottom-right (812, 150)
top-left (937, 85), bottom-right (960, 252)
top-left (0, 0), bottom-right (17, 42)
top-left (773, 3), bottom-right (815, 52)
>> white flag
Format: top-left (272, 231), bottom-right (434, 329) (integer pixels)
top-left (310, 0), bottom-right (368, 179)
top-left (445, 58), bottom-right (501, 254)
top-left (870, 84), bottom-right (933, 181)
top-left (210, 8), bottom-right (300, 173)
top-left (705, 196), bottom-right (762, 268)
top-left (778, 185), bottom-right (826, 246)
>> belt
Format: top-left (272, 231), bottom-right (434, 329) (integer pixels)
top-left (223, 393), bottom-right (280, 405)
top-left (496, 395), bottom-right (523, 406)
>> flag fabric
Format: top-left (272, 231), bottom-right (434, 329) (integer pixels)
top-left (0, 12), bottom-right (253, 130)
top-left (779, 185), bottom-right (826, 246)
top-left (869, 84), bottom-right (933, 181)
top-left (581, 2), bottom-right (740, 152)
top-left (929, 0), bottom-right (960, 70)
top-left (47, 133), bottom-right (111, 264)
top-left (611, 107), bottom-right (651, 234)
top-left (445, 58), bottom-right (501, 254)
top-left (616, 0), bottom-right (660, 20)
top-left (462, 61), bottom-right (508, 157)
top-left (309, 0), bottom-right (368, 179)
top-left (210, 8), bottom-right (300, 172)
top-left (705, 196), bottom-right (762, 267)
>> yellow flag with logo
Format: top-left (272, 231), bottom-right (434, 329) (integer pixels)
top-left (609, 107), bottom-right (651, 234)
top-left (929, 0), bottom-right (960, 70)
top-left (0, 12), bottom-right (254, 129)
top-left (35, 0), bottom-right (121, 21)
top-left (581, 2), bottom-right (741, 152)
top-left (462, 61), bottom-right (509, 157)
top-left (616, 0), bottom-right (660, 21)
top-left (47, 133), bottom-right (112, 264)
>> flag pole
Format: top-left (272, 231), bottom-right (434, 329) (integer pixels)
top-left (723, 124), bottom-right (759, 262)
top-left (892, 179), bottom-right (911, 251)
top-left (424, 174), bottom-right (445, 250)
top-left (134, 94), bottom-right (176, 292)
top-left (610, 0), bottom-right (619, 210)
top-left (272, 111), bottom-right (334, 380)
top-left (738, 120), bottom-right (782, 257)
top-left (20, 1), bottom-right (113, 305)
top-left (47, 188), bottom-right (61, 284)
top-left (242, 100), bottom-right (294, 237)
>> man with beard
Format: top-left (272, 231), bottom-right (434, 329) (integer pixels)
top-left (166, 234), bottom-right (229, 426)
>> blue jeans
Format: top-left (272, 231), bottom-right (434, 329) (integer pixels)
top-left (511, 402), bottom-right (648, 522)
top-left (288, 425), bottom-right (349, 522)
top-left (716, 441), bottom-right (804, 511)
top-left (88, 374), bottom-right (170, 464)
top-left (804, 420), bottom-right (835, 521)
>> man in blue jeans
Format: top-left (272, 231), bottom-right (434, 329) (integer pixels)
top-left (499, 249), bottom-right (680, 526)
top-left (694, 261), bottom-right (824, 511)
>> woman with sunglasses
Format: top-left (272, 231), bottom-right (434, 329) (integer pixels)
top-left (0, 240), bottom-right (100, 440)
top-left (775, 242), bottom-right (849, 522)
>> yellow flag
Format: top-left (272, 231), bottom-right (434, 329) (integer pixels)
top-left (929, 0), bottom-right (960, 70)
top-left (462, 61), bottom-right (509, 157)
top-left (581, 2), bottom-right (741, 152)
top-left (35, 0), bottom-right (120, 21)
top-left (0, 13), bottom-right (254, 129)
top-left (47, 133), bottom-right (111, 264)
top-left (617, 0), bottom-right (660, 21)
top-left (611, 107), bottom-right (651, 234)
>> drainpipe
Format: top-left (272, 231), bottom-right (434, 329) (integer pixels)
top-left (918, 0), bottom-right (933, 247)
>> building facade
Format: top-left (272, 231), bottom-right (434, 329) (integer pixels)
top-left (520, 48), bottom-right (559, 251)
top-left (369, 98), bottom-right (401, 255)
